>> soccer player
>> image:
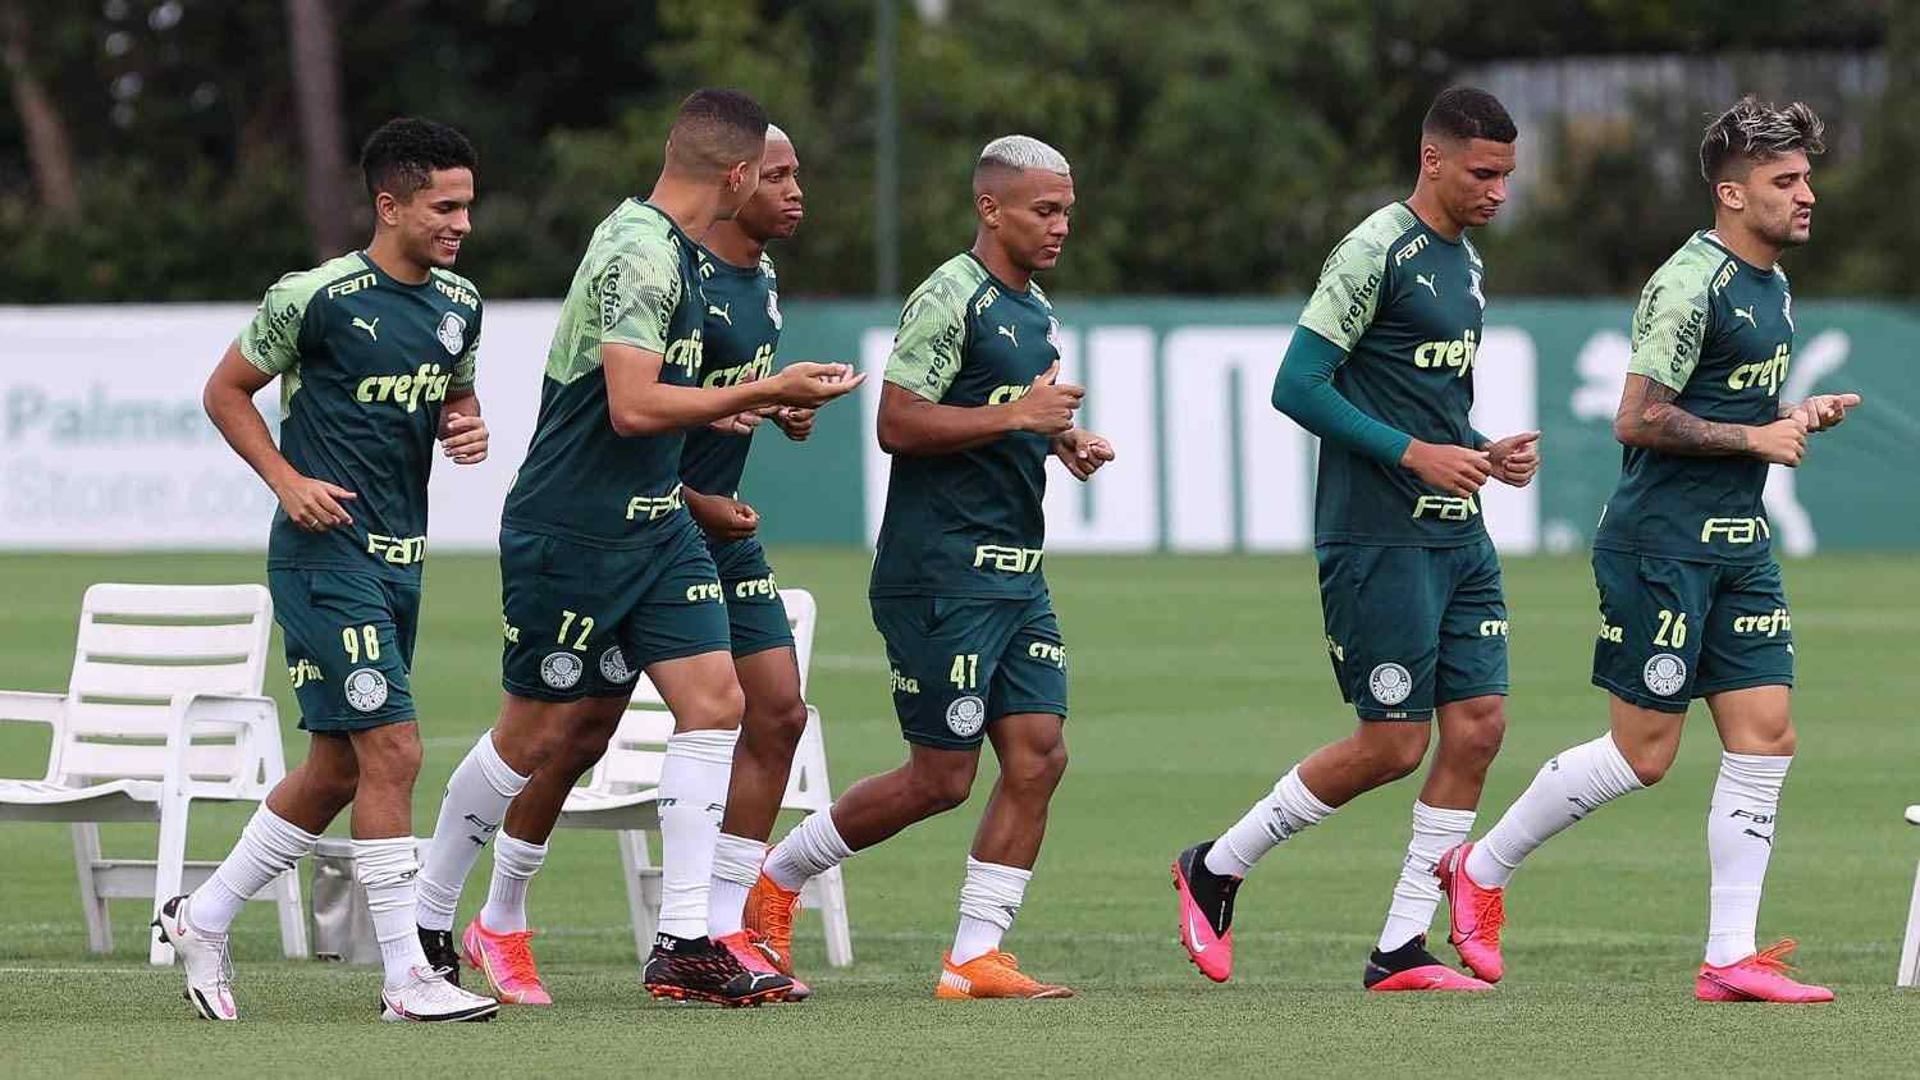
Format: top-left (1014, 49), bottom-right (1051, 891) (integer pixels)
top-left (1171, 87), bottom-right (1542, 991)
top-left (154, 118), bottom-right (500, 1022)
top-left (451, 126), bottom-right (821, 1004)
top-left (1438, 97), bottom-right (1859, 1003)
top-left (411, 90), bottom-right (861, 1008)
top-left (743, 134), bottom-right (1115, 1000)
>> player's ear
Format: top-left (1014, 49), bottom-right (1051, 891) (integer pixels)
top-left (373, 190), bottom-right (400, 227)
top-left (1419, 141), bottom-right (1443, 180)
top-left (1716, 179), bottom-right (1746, 213)
top-left (976, 191), bottom-right (999, 228)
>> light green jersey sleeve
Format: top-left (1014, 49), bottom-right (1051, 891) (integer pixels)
top-left (884, 259), bottom-right (979, 402)
top-left (1626, 247), bottom-right (1716, 391)
top-left (434, 269), bottom-right (483, 389)
top-left (598, 233), bottom-right (683, 353)
top-left (236, 271), bottom-right (327, 376)
top-left (1297, 205), bottom-right (1407, 352)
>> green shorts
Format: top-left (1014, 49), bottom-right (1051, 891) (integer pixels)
top-left (711, 536), bottom-right (794, 658)
top-left (499, 515), bottom-right (731, 702)
top-left (1316, 539), bottom-right (1509, 721)
top-left (1590, 550), bottom-right (1794, 713)
top-left (268, 568), bottom-right (419, 732)
top-left (869, 593), bottom-right (1067, 750)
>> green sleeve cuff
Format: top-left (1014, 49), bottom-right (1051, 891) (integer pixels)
top-left (1270, 328), bottom-right (1413, 466)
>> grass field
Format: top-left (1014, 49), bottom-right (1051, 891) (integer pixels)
top-left (1, 549), bottom-right (1916, 1077)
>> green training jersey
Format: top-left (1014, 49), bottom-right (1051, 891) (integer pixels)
top-left (1296, 201), bottom-right (1489, 548)
top-left (679, 246), bottom-right (780, 499)
top-left (870, 253), bottom-right (1059, 600)
top-left (1594, 231), bottom-right (1791, 565)
top-left (501, 199), bottom-right (706, 548)
top-left (239, 251), bottom-right (481, 582)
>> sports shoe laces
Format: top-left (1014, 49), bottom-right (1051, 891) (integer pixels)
top-left (1747, 938), bottom-right (1800, 973)
top-left (493, 929), bottom-right (540, 981)
top-left (1472, 886), bottom-right (1505, 945)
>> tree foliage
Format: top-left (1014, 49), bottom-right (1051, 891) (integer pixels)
top-left (0, 0), bottom-right (1900, 301)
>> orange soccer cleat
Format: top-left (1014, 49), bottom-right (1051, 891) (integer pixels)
top-left (742, 872), bottom-right (803, 976)
top-left (934, 950), bottom-right (1073, 1000)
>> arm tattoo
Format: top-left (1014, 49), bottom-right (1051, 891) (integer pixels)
top-left (1618, 376), bottom-right (1751, 456)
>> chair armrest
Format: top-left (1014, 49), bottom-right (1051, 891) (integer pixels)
top-left (0, 690), bottom-right (67, 783)
top-left (163, 692), bottom-right (283, 797)
top-left (0, 689), bottom-right (66, 727)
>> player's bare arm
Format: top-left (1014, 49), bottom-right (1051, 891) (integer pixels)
top-left (438, 388), bottom-right (488, 464)
top-left (1614, 373), bottom-right (1810, 462)
top-left (877, 360), bottom-right (1081, 457)
top-left (1051, 427), bottom-right (1115, 481)
top-left (203, 342), bottom-right (356, 531)
top-left (603, 341), bottom-right (863, 436)
top-left (682, 484), bottom-right (759, 541)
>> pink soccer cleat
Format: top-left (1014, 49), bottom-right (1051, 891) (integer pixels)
top-left (462, 918), bottom-right (553, 1006)
top-left (1172, 842), bottom-right (1240, 983)
top-left (1436, 842), bottom-right (1506, 983)
top-left (1364, 934), bottom-right (1495, 992)
top-left (1695, 939), bottom-right (1834, 1003)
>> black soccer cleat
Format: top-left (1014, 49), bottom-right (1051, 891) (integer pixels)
top-left (419, 926), bottom-right (462, 988)
top-left (1363, 934), bottom-right (1493, 992)
top-left (1173, 841), bottom-right (1240, 982)
top-left (642, 933), bottom-right (794, 1007)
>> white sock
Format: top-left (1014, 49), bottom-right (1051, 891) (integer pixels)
top-left (1378, 801), bottom-right (1477, 951)
top-left (951, 857), bottom-right (1031, 965)
top-left (1466, 733), bottom-right (1645, 888)
top-left (1705, 752), bottom-right (1791, 967)
top-left (764, 809), bottom-right (855, 892)
top-left (187, 805), bottom-right (320, 938)
top-left (354, 837), bottom-right (431, 987)
top-left (478, 833), bottom-right (547, 934)
top-left (415, 732), bottom-right (529, 932)
top-left (708, 832), bottom-right (766, 938)
top-left (656, 728), bottom-right (739, 940)
top-left (1203, 765), bottom-right (1334, 877)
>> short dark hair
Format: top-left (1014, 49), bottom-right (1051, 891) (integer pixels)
top-left (1422, 87), bottom-right (1517, 144)
top-left (1699, 96), bottom-right (1826, 184)
top-left (665, 88), bottom-right (770, 174)
top-left (360, 117), bottom-right (477, 201)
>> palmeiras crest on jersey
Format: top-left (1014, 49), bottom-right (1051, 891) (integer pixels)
top-left (437, 311), bottom-right (468, 356)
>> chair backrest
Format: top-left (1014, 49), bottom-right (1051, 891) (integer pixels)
top-left (588, 587), bottom-right (820, 799)
top-left (52, 583), bottom-right (274, 785)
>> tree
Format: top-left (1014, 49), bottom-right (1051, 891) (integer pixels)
top-left (0, 0), bottom-right (77, 218)
top-left (286, 0), bottom-right (354, 258)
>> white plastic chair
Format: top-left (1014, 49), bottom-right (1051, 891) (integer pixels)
top-left (0, 583), bottom-right (304, 965)
top-left (1900, 805), bottom-right (1920, 987)
top-left (555, 588), bottom-right (852, 967)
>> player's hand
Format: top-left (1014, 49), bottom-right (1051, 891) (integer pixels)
top-left (771, 362), bottom-right (866, 408)
top-left (1011, 361), bottom-right (1083, 436)
top-left (1401, 439), bottom-right (1492, 497)
top-left (1749, 415), bottom-right (1808, 466)
top-left (1791, 392), bottom-right (1862, 433)
top-left (272, 474), bottom-right (357, 532)
top-left (686, 491), bottom-right (759, 541)
top-left (1486, 430), bottom-right (1541, 488)
top-left (1052, 428), bottom-right (1116, 481)
top-left (708, 409), bottom-right (767, 436)
top-left (773, 406), bottom-right (816, 442)
top-left (439, 412), bottom-right (489, 465)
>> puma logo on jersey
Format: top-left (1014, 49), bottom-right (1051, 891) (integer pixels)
top-left (352, 317), bottom-right (380, 341)
top-left (1415, 273), bottom-right (1438, 297)
top-left (707, 302), bottom-right (732, 326)
top-left (997, 324), bottom-right (1019, 348)
top-left (1732, 305), bottom-right (1757, 328)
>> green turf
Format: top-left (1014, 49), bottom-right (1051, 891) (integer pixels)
top-left (2, 550), bottom-right (1916, 1077)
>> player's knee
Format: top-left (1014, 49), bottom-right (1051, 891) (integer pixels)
top-left (1361, 728), bottom-right (1430, 782)
top-left (682, 680), bottom-right (747, 732)
top-left (1004, 739), bottom-right (1068, 794)
top-left (909, 760), bottom-right (977, 814)
top-left (747, 696), bottom-right (808, 756)
top-left (1621, 742), bottom-right (1677, 786)
top-left (354, 730), bottom-right (423, 788)
top-left (1449, 702), bottom-right (1507, 767)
